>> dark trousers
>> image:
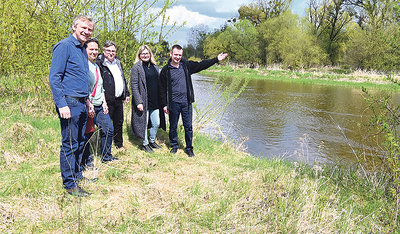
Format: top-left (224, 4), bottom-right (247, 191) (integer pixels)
top-left (82, 105), bottom-right (114, 164)
top-left (58, 97), bottom-right (87, 189)
top-left (169, 102), bottom-right (193, 150)
top-left (108, 97), bottom-right (124, 148)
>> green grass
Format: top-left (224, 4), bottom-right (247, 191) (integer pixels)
top-left (201, 65), bottom-right (400, 91)
top-left (0, 90), bottom-right (398, 232)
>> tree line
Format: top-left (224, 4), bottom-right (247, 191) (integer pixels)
top-left (185, 0), bottom-right (400, 72)
top-left (1, 0), bottom-right (400, 93)
top-left (0, 0), bottom-right (181, 92)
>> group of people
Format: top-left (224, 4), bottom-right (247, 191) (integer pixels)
top-left (49, 15), bottom-right (228, 197)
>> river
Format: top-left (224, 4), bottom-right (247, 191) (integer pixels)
top-left (192, 73), bottom-right (400, 165)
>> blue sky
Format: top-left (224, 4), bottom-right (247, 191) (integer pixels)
top-left (156, 0), bottom-right (308, 46)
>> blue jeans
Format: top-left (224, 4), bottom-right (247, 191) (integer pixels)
top-left (169, 102), bottom-right (193, 150)
top-left (143, 109), bottom-right (160, 145)
top-left (82, 105), bottom-right (114, 163)
top-left (58, 97), bottom-right (87, 190)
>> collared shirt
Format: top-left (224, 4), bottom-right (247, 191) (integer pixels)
top-left (88, 61), bottom-right (105, 106)
top-left (105, 59), bottom-right (124, 98)
top-left (49, 34), bottom-right (90, 108)
top-left (169, 63), bottom-right (187, 103)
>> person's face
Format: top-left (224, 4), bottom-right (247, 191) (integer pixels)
top-left (86, 42), bottom-right (98, 63)
top-left (103, 45), bottom-right (117, 62)
top-left (140, 49), bottom-right (150, 62)
top-left (72, 20), bottom-right (93, 45)
top-left (170, 48), bottom-right (183, 66)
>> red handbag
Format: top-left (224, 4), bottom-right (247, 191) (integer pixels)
top-left (85, 116), bottom-right (95, 134)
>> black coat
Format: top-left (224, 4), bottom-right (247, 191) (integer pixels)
top-left (130, 61), bottom-right (166, 139)
top-left (96, 54), bottom-right (130, 103)
top-left (158, 57), bottom-right (219, 110)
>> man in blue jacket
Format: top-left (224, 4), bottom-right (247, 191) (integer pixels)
top-left (158, 44), bottom-right (228, 157)
top-left (49, 15), bottom-right (95, 197)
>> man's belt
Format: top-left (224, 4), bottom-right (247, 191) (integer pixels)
top-left (65, 96), bottom-right (87, 103)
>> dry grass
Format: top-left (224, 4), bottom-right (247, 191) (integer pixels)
top-left (0, 96), bottom-right (394, 233)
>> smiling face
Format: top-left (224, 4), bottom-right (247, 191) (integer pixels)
top-left (170, 48), bottom-right (183, 67)
top-left (139, 49), bottom-right (150, 63)
top-left (103, 45), bottom-right (117, 63)
top-left (86, 41), bottom-right (99, 63)
top-left (72, 19), bottom-right (94, 45)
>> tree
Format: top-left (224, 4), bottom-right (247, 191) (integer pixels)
top-left (238, 0), bottom-right (292, 25)
top-left (306, 0), bottom-right (353, 64)
top-left (260, 11), bottom-right (328, 68)
top-left (186, 24), bottom-right (209, 59)
top-left (204, 19), bottom-right (262, 64)
top-left (0, 0), bottom-right (183, 93)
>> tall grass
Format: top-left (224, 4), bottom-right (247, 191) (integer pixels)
top-left (0, 94), bottom-right (397, 232)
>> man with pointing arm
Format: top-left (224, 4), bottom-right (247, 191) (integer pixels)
top-left (158, 44), bottom-right (228, 157)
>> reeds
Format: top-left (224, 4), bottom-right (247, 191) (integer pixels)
top-left (0, 94), bottom-right (397, 233)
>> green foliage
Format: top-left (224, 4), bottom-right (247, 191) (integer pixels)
top-left (0, 0), bottom-right (182, 94)
top-left (260, 11), bottom-right (329, 68)
top-left (238, 0), bottom-right (292, 25)
top-left (360, 83), bottom-right (400, 230)
top-left (204, 20), bottom-right (262, 64)
top-left (345, 24), bottom-right (400, 71)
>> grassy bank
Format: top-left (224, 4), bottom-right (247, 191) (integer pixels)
top-left (0, 94), bottom-right (398, 233)
top-left (200, 65), bottom-right (400, 91)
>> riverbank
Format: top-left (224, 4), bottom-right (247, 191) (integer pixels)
top-left (0, 94), bottom-right (397, 232)
top-left (200, 65), bottom-right (400, 91)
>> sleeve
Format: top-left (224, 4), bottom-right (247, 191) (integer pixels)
top-left (188, 57), bottom-right (219, 74)
top-left (130, 64), bottom-right (143, 106)
top-left (49, 43), bottom-right (68, 108)
top-left (121, 63), bottom-right (131, 97)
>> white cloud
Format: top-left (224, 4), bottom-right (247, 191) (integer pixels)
top-left (165, 5), bottom-right (222, 28)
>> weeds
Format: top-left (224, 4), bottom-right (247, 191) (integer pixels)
top-left (1, 88), bottom-right (398, 232)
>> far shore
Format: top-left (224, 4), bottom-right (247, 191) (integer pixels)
top-left (200, 65), bottom-right (400, 91)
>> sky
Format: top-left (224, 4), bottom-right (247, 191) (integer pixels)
top-left (156, 0), bottom-right (308, 46)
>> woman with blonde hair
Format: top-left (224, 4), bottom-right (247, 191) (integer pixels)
top-left (130, 45), bottom-right (166, 152)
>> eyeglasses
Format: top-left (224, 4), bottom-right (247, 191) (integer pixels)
top-left (140, 52), bottom-right (150, 56)
top-left (104, 49), bottom-right (116, 53)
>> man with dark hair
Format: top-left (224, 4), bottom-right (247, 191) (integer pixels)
top-left (49, 15), bottom-right (95, 197)
top-left (158, 44), bottom-right (228, 157)
top-left (96, 40), bottom-right (131, 151)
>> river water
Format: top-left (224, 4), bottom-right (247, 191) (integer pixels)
top-left (192, 73), bottom-right (400, 165)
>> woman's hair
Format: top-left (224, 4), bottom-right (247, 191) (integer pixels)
top-left (134, 45), bottom-right (157, 65)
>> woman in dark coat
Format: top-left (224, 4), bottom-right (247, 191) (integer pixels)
top-left (130, 45), bottom-right (166, 152)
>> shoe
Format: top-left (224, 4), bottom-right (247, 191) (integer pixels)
top-left (83, 161), bottom-right (96, 171)
top-left (102, 157), bottom-right (119, 163)
top-left (170, 148), bottom-right (178, 154)
top-left (149, 142), bottom-right (162, 149)
top-left (79, 177), bottom-right (98, 183)
top-left (184, 148), bottom-right (195, 157)
top-left (116, 146), bottom-right (125, 151)
top-left (142, 144), bottom-right (154, 153)
top-left (66, 186), bottom-right (90, 197)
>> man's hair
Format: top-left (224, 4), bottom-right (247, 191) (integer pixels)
top-left (86, 38), bottom-right (99, 47)
top-left (171, 44), bottom-right (183, 51)
top-left (72, 15), bottom-right (95, 29)
top-left (103, 40), bottom-right (117, 49)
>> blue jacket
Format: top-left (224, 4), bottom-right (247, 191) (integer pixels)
top-left (49, 34), bottom-right (90, 108)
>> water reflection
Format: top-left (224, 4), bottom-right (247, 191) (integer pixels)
top-left (193, 74), bottom-right (400, 165)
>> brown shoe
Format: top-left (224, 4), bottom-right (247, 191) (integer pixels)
top-left (66, 186), bottom-right (90, 197)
